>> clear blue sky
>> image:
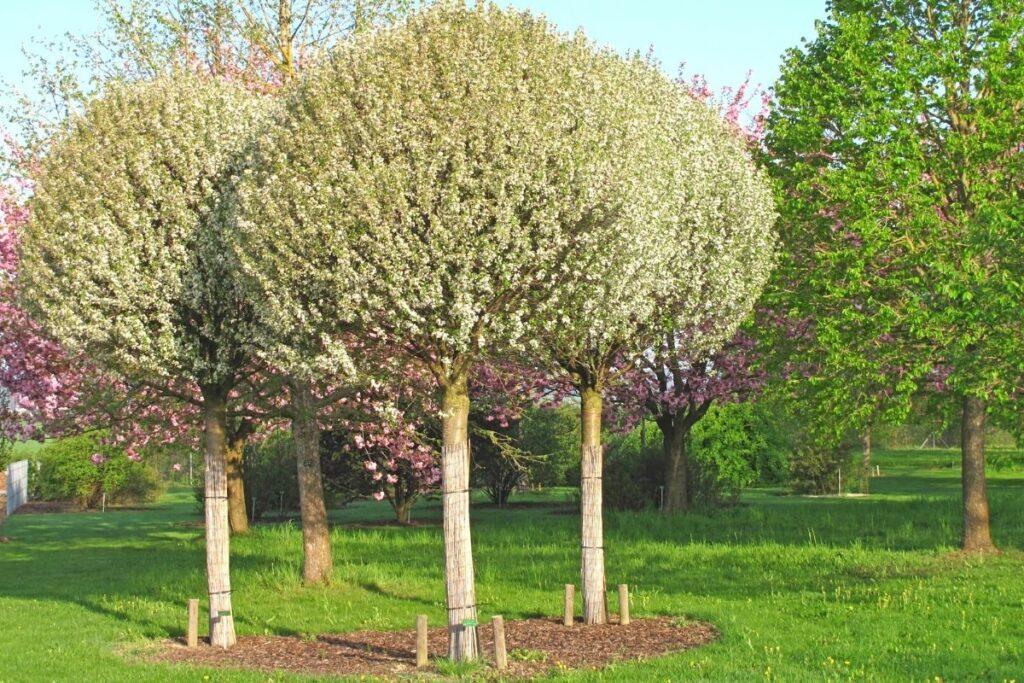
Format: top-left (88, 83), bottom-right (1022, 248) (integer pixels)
top-left (1, 1), bottom-right (828, 105)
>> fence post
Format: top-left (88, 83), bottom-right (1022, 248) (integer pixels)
top-left (563, 584), bottom-right (574, 626)
top-left (187, 599), bottom-right (199, 648)
top-left (492, 615), bottom-right (507, 669)
top-left (618, 584), bottom-right (630, 625)
top-left (416, 614), bottom-right (428, 668)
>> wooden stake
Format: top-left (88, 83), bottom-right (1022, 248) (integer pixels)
top-left (563, 584), bottom-right (574, 626)
top-left (416, 614), bottom-right (428, 668)
top-left (492, 615), bottom-right (507, 670)
top-left (186, 599), bottom-right (199, 648)
top-left (618, 584), bottom-right (630, 625)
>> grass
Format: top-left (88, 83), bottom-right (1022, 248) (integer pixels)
top-left (1, 448), bottom-right (1023, 681)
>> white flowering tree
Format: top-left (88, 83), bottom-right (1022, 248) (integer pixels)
top-left (530, 78), bottom-right (776, 622)
top-left (230, 3), bottom-right (696, 659)
top-left (4, 0), bottom-right (412, 541)
top-left (18, 72), bottom-right (267, 648)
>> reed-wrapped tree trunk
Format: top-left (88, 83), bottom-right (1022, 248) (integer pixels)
top-left (441, 374), bottom-right (479, 660)
top-left (201, 388), bottom-right (236, 648)
top-left (961, 395), bottom-right (995, 553)
top-left (225, 434), bottom-right (248, 534)
top-left (579, 385), bottom-right (607, 624)
top-left (292, 379), bottom-right (333, 584)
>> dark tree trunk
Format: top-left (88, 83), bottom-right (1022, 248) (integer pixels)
top-left (961, 395), bottom-right (995, 553)
top-left (579, 384), bottom-right (607, 625)
top-left (225, 435), bottom-right (249, 534)
top-left (661, 417), bottom-right (688, 513)
top-left (395, 499), bottom-right (412, 524)
top-left (292, 379), bottom-right (333, 583)
top-left (860, 428), bottom-right (872, 495)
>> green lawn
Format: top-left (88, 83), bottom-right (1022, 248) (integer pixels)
top-left (1, 449), bottom-right (1022, 681)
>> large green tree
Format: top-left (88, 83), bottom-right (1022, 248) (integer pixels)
top-left (765, 0), bottom-right (1024, 551)
top-left (18, 72), bottom-right (267, 646)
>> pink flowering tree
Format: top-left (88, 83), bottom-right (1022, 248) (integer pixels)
top-left (0, 186), bottom-right (82, 458)
top-left (606, 331), bottom-right (766, 512)
top-left (324, 362), bottom-right (441, 524)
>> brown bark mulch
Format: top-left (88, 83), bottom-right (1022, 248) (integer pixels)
top-left (157, 616), bottom-right (717, 680)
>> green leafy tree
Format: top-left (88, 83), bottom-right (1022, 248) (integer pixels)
top-left (32, 434), bottom-right (161, 508)
top-left (765, 0), bottom-right (1024, 552)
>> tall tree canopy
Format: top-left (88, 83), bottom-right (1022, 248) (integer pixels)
top-left (765, 0), bottom-right (1024, 552)
top-left (229, 1), bottom-right (766, 656)
top-left (18, 72), bottom-right (268, 646)
top-left (5, 0), bottom-right (415, 556)
top-left (530, 64), bottom-right (775, 621)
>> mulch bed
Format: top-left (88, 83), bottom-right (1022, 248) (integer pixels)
top-left (157, 616), bottom-right (717, 680)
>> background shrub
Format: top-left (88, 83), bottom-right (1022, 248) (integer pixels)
top-left (32, 433), bottom-right (161, 507)
top-left (603, 421), bottom-right (664, 511)
top-left (242, 432), bottom-right (301, 521)
top-left (689, 402), bottom-right (791, 505)
top-left (787, 440), bottom-right (860, 494)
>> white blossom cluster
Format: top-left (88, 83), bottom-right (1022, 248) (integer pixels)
top-left (19, 72), bottom-right (269, 386)
top-left (231, 4), bottom-right (698, 378)
top-left (530, 57), bottom-right (777, 379)
top-left (232, 4), bottom-right (775, 381)
top-left (20, 2), bottom-right (775, 394)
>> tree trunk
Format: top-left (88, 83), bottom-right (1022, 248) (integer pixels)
top-left (201, 389), bottom-right (236, 648)
top-left (860, 428), bottom-right (872, 495)
top-left (961, 395), bottom-right (995, 553)
top-left (292, 379), bottom-right (333, 584)
top-left (579, 385), bottom-right (607, 625)
top-left (441, 374), bottom-right (479, 660)
top-left (395, 499), bottom-right (412, 525)
top-left (225, 436), bottom-right (249, 534)
top-left (661, 417), bottom-right (688, 513)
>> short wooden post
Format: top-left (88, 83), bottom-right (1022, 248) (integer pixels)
top-left (492, 615), bottom-right (507, 670)
top-left (563, 584), bottom-right (574, 626)
top-left (618, 584), bottom-right (630, 625)
top-left (186, 599), bottom-right (199, 648)
top-left (415, 614), bottom-right (428, 668)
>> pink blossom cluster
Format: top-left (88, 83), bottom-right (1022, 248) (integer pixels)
top-left (1, 186), bottom-right (83, 442)
top-left (606, 330), bottom-right (767, 432)
top-left (470, 359), bottom-right (571, 429)
top-left (678, 69), bottom-right (771, 144)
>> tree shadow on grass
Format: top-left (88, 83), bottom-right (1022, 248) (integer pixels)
top-left (0, 502), bottom-right (297, 639)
